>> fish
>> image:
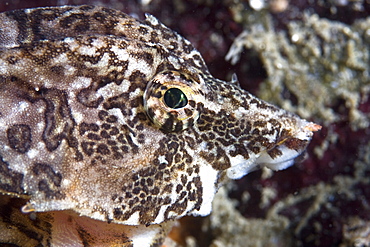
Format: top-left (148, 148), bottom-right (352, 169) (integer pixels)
top-left (0, 5), bottom-right (321, 246)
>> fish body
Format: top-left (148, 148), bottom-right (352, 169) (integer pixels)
top-left (0, 5), bottom-right (320, 246)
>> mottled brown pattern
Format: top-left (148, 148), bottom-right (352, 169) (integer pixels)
top-left (0, 5), bottom-right (319, 246)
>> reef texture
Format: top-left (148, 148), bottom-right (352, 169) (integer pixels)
top-left (227, 12), bottom-right (370, 131)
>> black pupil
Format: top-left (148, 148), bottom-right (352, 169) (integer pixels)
top-left (164, 88), bottom-right (188, 109)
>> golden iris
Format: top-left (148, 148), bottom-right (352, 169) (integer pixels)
top-left (143, 70), bottom-right (206, 132)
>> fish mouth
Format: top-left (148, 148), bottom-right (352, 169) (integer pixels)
top-left (256, 122), bottom-right (321, 171)
top-left (226, 121), bottom-right (321, 179)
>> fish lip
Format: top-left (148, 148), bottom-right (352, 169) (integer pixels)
top-left (304, 122), bottom-right (322, 132)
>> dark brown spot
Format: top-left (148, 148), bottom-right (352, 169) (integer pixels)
top-left (132, 187), bottom-right (141, 195)
top-left (100, 130), bottom-right (110, 139)
top-left (109, 127), bottom-right (119, 135)
top-left (79, 122), bottom-right (99, 135)
top-left (97, 144), bottom-right (110, 155)
top-left (7, 124), bottom-right (32, 153)
top-left (176, 184), bottom-right (183, 193)
top-left (106, 115), bottom-right (118, 123)
top-left (87, 133), bottom-right (101, 141)
top-left (81, 141), bottom-right (95, 156)
top-left (284, 138), bottom-right (308, 151)
top-left (163, 184), bottom-right (172, 193)
top-left (98, 110), bottom-right (109, 120)
top-left (268, 147), bottom-right (283, 159)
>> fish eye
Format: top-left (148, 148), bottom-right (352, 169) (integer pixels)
top-left (143, 71), bottom-right (205, 132)
top-left (164, 88), bottom-right (188, 109)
